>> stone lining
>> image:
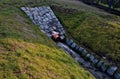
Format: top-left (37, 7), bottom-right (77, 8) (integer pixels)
top-left (21, 6), bottom-right (65, 39)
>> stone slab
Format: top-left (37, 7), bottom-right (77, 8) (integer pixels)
top-left (107, 66), bottom-right (117, 76)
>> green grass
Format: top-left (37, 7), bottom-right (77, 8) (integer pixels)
top-left (0, 0), bottom-right (94, 79)
top-left (53, 7), bottom-right (120, 66)
top-left (0, 38), bottom-right (94, 79)
top-left (0, 3), bottom-right (55, 47)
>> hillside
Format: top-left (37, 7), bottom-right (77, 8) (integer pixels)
top-left (0, 38), bottom-right (94, 79)
top-left (0, 0), bottom-right (95, 79)
top-left (52, 0), bottom-right (120, 70)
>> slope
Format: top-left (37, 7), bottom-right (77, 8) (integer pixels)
top-left (52, 0), bottom-right (120, 70)
top-left (0, 0), bottom-right (94, 79)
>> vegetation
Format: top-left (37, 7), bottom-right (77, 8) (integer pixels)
top-left (54, 6), bottom-right (120, 68)
top-left (83, 0), bottom-right (120, 9)
top-left (0, 38), bottom-right (94, 79)
top-left (0, 0), bottom-right (95, 79)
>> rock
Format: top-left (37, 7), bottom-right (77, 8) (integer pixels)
top-left (71, 43), bottom-right (76, 49)
top-left (101, 63), bottom-right (109, 72)
top-left (21, 7), bottom-right (26, 11)
top-left (51, 13), bottom-right (55, 18)
top-left (75, 45), bottom-right (79, 51)
top-left (81, 49), bottom-right (88, 57)
top-left (39, 7), bottom-right (43, 11)
top-left (46, 13), bottom-right (51, 19)
top-left (47, 6), bottom-right (51, 10)
top-left (59, 32), bottom-right (64, 35)
top-left (78, 47), bottom-right (84, 52)
top-left (66, 39), bottom-right (73, 46)
top-left (96, 60), bottom-right (104, 68)
top-left (107, 66), bottom-right (117, 76)
top-left (89, 55), bottom-right (94, 62)
top-left (38, 16), bottom-right (42, 20)
top-left (76, 57), bottom-right (85, 64)
top-left (65, 38), bottom-right (69, 44)
top-left (45, 17), bottom-right (49, 22)
top-left (60, 35), bottom-right (65, 40)
top-left (40, 10), bottom-right (45, 15)
top-left (25, 11), bottom-right (31, 16)
top-left (69, 40), bottom-right (74, 45)
top-left (92, 58), bottom-right (99, 65)
top-left (114, 73), bottom-right (120, 79)
top-left (30, 8), bottom-right (35, 11)
top-left (85, 53), bottom-right (90, 59)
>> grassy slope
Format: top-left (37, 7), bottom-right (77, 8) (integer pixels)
top-left (0, 38), bottom-right (93, 79)
top-left (53, 1), bottom-right (120, 68)
top-left (0, 0), bottom-right (94, 79)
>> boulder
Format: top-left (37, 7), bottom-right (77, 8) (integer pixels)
top-left (114, 73), bottom-right (120, 79)
top-left (107, 66), bottom-right (117, 76)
